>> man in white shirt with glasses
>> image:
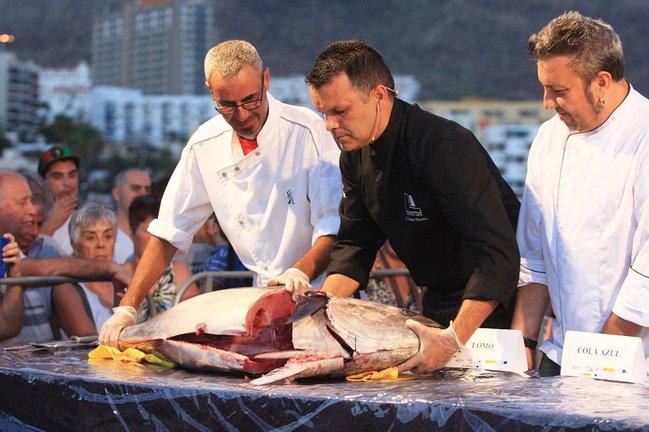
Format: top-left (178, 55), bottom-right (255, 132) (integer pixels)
top-left (100, 40), bottom-right (342, 348)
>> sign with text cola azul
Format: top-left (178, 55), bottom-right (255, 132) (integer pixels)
top-left (561, 330), bottom-right (646, 384)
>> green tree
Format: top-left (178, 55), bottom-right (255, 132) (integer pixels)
top-left (0, 132), bottom-right (12, 157)
top-left (41, 115), bottom-right (104, 177)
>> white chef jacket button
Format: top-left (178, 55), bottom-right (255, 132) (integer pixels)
top-left (221, 172), bottom-right (227, 177)
top-left (234, 166), bottom-right (240, 171)
top-left (255, 150), bottom-right (261, 156)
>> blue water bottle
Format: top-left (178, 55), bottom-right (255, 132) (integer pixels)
top-left (0, 236), bottom-right (9, 277)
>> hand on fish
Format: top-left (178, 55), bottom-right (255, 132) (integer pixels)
top-left (397, 320), bottom-right (464, 374)
top-left (267, 267), bottom-right (312, 300)
top-left (99, 305), bottom-right (138, 349)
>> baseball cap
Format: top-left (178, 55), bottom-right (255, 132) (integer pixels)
top-left (37, 146), bottom-right (80, 177)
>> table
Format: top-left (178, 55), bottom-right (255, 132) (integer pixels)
top-left (0, 348), bottom-right (648, 431)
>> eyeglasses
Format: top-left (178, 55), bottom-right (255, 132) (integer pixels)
top-left (213, 76), bottom-right (265, 115)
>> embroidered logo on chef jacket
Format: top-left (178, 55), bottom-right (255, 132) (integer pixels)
top-left (286, 189), bottom-right (295, 205)
top-left (404, 193), bottom-right (428, 222)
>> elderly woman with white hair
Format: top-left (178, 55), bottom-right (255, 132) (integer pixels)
top-left (68, 202), bottom-right (119, 332)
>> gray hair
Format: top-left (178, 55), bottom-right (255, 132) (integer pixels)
top-left (528, 11), bottom-right (624, 84)
top-left (23, 172), bottom-right (53, 214)
top-left (204, 40), bottom-right (263, 82)
top-left (69, 202), bottom-right (117, 246)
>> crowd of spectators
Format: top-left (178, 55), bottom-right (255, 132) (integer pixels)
top-left (0, 146), bottom-right (246, 346)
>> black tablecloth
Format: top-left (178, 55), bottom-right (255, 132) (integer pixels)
top-left (0, 347), bottom-right (648, 431)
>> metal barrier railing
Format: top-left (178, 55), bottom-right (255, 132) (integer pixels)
top-left (174, 269), bottom-right (423, 312)
top-left (0, 270), bottom-right (421, 318)
top-left (0, 275), bottom-right (157, 319)
top-left (174, 271), bottom-right (254, 304)
top-left (0, 276), bottom-right (107, 287)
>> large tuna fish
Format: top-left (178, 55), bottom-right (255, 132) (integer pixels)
top-left (118, 287), bottom-right (441, 385)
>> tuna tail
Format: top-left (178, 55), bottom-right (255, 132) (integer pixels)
top-left (250, 357), bottom-right (345, 385)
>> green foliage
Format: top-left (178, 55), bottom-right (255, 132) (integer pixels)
top-left (0, 132), bottom-right (11, 157)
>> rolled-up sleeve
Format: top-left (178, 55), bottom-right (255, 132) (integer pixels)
top-left (147, 219), bottom-right (194, 253)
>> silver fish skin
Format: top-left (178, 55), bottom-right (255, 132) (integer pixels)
top-left (251, 296), bottom-right (440, 385)
top-left (117, 287), bottom-right (441, 384)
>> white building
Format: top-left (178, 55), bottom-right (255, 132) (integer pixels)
top-left (421, 99), bottom-right (551, 198)
top-left (271, 74), bottom-right (421, 108)
top-left (482, 123), bottom-right (539, 197)
top-left (0, 147), bottom-right (38, 172)
top-left (92, 0), bottom-right (215, 96)
top-left (90, 75), bottom-right (421, 147)
top-left (39, 61), bottom-right (92, 122)
top-left (34, 62), bottom-right (542, 199)
top-left (90, 86), bottom-right (213, 145)
top-left (0, 51), bottom-right (39, 141)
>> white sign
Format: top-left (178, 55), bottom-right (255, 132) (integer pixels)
top-left (561, 330), bottom-right (646, 384)
top-left (445, 328), bottom-right (528, 375)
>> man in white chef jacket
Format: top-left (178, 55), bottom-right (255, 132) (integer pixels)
top-left (100, 40), bottom-right (341, 347)
top-left (512, 12), bottom-right (649, 375)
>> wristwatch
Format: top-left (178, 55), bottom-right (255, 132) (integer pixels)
top-left (523, 337), bottom-right (538, 350)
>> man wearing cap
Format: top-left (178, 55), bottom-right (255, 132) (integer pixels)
top-left (37, 145), bottom-right (80, 255)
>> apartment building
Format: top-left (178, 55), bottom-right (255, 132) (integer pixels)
top-left (92, 0), bottom-right (215, 95)
top-left (0, 51), bottom-right (39, 141)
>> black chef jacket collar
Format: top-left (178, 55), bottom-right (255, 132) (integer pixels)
top-left (366, 98), bottom-right (407, 163)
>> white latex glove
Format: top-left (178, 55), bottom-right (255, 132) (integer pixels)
top-left (397, 320), bottom-right (464, 374)
top-left (267, 267), bottom-right (312, 300)
top-left (99, 305), bottom-right (138, 350)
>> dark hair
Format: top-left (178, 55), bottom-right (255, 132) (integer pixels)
top-left (305, 40), bottom-right (395, 100)
top-left (528, 11), bottom-right (624, 83)
top-left (150, 175), bottom-right (170, 200)
top-left (128, 195), bottom-right (160, 235)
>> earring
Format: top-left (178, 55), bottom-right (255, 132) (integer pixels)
top-left (599, 96), bottom-right (606, 108)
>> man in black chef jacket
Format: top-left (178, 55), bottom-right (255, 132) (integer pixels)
top-left (304, 40), bottom-right (520, 374)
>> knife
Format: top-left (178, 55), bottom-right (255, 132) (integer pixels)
top-left (286, 291), bottom-right (329, 324)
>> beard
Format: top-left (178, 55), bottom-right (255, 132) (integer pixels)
top-left (585, 87), bottom-right (605, 117)
top-left (562, 87), bottom-right (604, 132)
